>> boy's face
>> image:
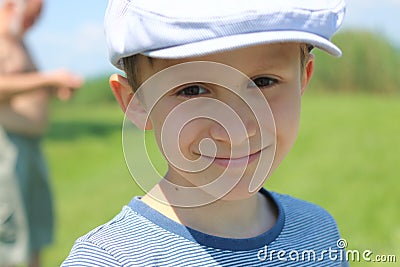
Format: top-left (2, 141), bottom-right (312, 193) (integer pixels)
top-left (112, 43), bottom-right (314, 202)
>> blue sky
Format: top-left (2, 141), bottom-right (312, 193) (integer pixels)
top-left (26, 0), bottom-right (400, 78)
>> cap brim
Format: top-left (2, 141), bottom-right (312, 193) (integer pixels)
top-left (142, 30), bottom-right (341, 59)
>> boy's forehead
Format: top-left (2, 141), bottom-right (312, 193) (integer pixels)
top-left (138, 43), bottom-right (301, 81)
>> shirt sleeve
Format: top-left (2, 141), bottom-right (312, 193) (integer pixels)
top-left (61, 241), bottom-right (121, 267)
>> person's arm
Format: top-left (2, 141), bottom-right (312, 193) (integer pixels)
top-left (0, 70), bottom-right (83, 102)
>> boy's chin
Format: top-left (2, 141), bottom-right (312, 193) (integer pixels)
top-left (197, 174), bottom-right (268, 202)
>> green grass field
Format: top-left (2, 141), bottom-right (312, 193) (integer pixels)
top-left (41, 93), bottom-right (399, 266)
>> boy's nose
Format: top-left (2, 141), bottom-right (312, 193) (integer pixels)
top-left (210, 120), bottom-right (257, 144)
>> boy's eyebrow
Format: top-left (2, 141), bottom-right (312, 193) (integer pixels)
top-left (251, 56), bottom-right (293, 75)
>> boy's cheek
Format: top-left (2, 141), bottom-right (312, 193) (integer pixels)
top-left (267, 90), bottom-right (302, 156)
top-left (154, 117), bottom-right (205, 169)
top-left (274, 113), bottom-right (301, 165)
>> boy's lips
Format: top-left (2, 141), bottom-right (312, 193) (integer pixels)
top-left (201, 148), bottom-right (267, 168)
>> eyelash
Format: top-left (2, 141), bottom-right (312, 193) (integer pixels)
top-left (176, 84), bottom-right (209, 97)
top-left (249, 77), bottom-right (279, 89)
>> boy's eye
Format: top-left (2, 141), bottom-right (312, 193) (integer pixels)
top-left (177, 85), bottom-right (209, 97)
top-left (250, 77), bottom-right (278, 89)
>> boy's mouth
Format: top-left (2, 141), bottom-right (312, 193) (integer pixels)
top-left (201, 148), bottom-right (266, 168)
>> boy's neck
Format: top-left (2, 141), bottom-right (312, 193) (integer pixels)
top-left (141, 183), bottom-right (278, 239)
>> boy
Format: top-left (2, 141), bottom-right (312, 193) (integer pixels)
top-left (0, 0), bottom-right (83, 266)
top-left (63, 0), bottom-right (348, 266)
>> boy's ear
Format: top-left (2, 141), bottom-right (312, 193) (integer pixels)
top-left (109, 74), bottom-right (152, 130)
top-left (301, 54), bottom-right (315, 96)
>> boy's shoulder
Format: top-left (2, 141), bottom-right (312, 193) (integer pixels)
top-left (61, 204), bottom-right (148, 266)
top-left (270, 190), bottom-right (339, 233)
top-left (72, 202), bottom-right (150, 247)
top-left (270, 190), bottom-right (337, 222)
top-left (269, 190), bottom-right (341, 248)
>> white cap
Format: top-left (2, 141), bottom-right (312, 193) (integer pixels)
top-left (105, 0), bottom-right (346, 69)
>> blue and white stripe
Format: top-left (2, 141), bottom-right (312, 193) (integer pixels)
top-left (62, 190), bottom-right (348, 266)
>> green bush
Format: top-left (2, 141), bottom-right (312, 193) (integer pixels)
top-left (310, 31), bottom-right (400, 94)
top-left (68, 76), bottom-right (115, 105)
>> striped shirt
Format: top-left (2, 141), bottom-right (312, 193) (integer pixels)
top-left (62, 189), bottom-right (348, 266)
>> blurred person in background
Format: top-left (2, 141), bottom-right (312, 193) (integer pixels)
top-left (0, 0), bottom-right (83, 266)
